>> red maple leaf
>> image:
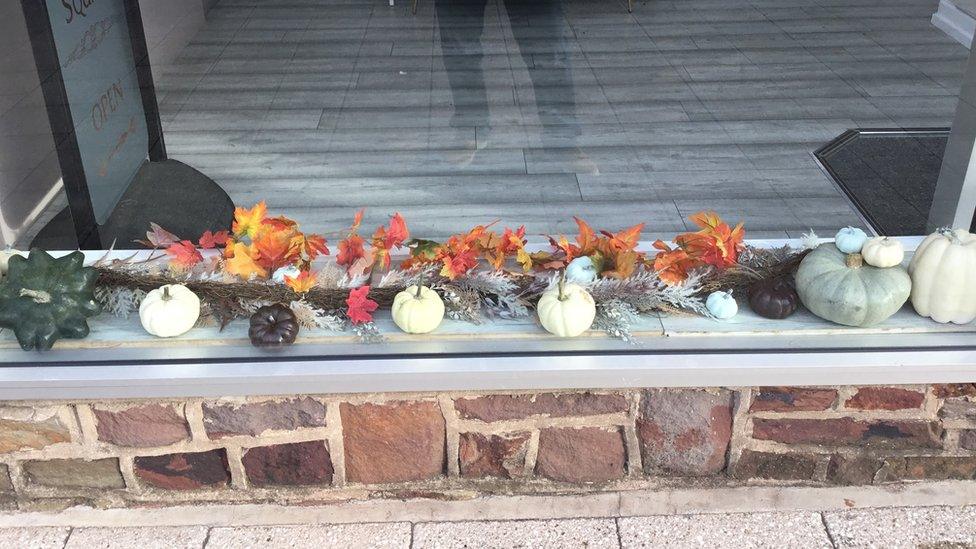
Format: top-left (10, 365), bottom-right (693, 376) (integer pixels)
top-left (337, 234), bottom-right (366, 268)
top-left (346, 285), bottom-right (378, 325)
top-left (165, 240), bottom-right (203, 269)
top-left (198, 230), bottom-right (230, 249)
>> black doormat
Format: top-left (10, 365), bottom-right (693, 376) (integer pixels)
top-left (815, 129), bottom-right (949, 236)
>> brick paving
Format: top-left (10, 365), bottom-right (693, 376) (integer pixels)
top-left (5, 505), bottom-right (976, 548)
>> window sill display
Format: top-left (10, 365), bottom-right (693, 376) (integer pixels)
top-left (0, 202), bottom-right (973, 352)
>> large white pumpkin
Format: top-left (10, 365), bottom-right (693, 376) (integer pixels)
top-left (908, 228), bottom-right (976, 324)
top-left (392, 285), bottom-right (444, 334)
top-left (139, 284), bottom-right (201, 337)
top-left (537, 281), bottom-right (596, 337)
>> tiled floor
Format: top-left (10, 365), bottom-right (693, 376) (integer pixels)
top-left (158, 0), bottom-right (970, 239)
top-left (7, 506), bottom-right (976, 548)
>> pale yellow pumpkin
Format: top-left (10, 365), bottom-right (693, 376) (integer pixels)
top-left (537, 281), bottom-right (596, 337)
top-left (392, 285), bottom-right (445, 334)
top-left (139, 284), bottom-right (200, 337)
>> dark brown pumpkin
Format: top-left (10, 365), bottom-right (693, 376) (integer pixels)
top-left (248, 303), bottom-right (299, 346)
top-left (748, 277), bottom-right (799, 319)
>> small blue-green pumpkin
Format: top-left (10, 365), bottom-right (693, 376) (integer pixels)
top-left (706, 290), bottom-right (738, 320)
top-left (834, 226), bottom-right (868, 254)
top-left (795, 244), bottom-right (910, 327)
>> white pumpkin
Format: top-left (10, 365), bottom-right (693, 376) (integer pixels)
top-left (0, 249), bottom-right (27, 278)
top-left (908, 228), bottom-right (976, 324)
top-left (537, 280), bottom-right (596, 337)
top-left (392, 285), bottom-right (444, 334)
top-left (139, 284), bottom-right (201, 337)
top-left (861, 237), bottom-right (905, 268)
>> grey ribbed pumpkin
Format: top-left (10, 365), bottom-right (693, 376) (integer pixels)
top-left (795, 244), bottom-right (910, 327)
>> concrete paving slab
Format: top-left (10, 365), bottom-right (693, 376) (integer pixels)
top-left (65, 526), bottom-right (208, 549)
top-left (617, 512), bottom-right (832, 548)
top-left (823, 505), bottom-right (976, 548)
top-left (0, 527), bottom-right (70, 549)
top-left (412, 518), bottom-right (619, 548)
top-left (204, 523), bottom-right (411, 549)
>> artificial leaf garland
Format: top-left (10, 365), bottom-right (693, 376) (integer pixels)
top-left (29, 202), bottom-right (822, 348)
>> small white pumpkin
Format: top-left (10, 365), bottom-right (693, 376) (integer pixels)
top-left (139, 284), bottom-right (200, 337)
top-left (537, 277), bottom-right (596, 337)
top-left (565, 256), bottom-right (597, 284)
top-left (392, 285), bottom-right (445, 334)
top-left (909, 228), bottom-right (976, 324)
top-left (0, 249), bottom-right (27, 278)
top-left (834, 227), bottom-right (868, 254)
top-left (706, 290), bottom-right (738, 320)
top-left (861, 237), bottom-right (905, 268)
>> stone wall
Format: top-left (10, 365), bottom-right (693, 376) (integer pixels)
top-left (0, 384), bottom-right (974, 510)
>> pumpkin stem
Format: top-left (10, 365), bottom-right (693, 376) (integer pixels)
top-left (558, 269), bottom-right (567, 301)
top-left (845, 253), bottom-right (863, 269)
top-left (415, 274), bottom-right (424, 299)
top-left (162, 286), bottom-right (171, 301)
top-left (939, 227), bottom-right (962, 245)
top-left (19, 288), bottom-right (51, 304)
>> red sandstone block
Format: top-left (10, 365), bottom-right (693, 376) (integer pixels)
top-left (340, 401), bottom-right (445, 484)
top-left (459, 432), bottom-right (530, 479)
top-left (134, 450), bottom-right (229, 490)
top-left (242, 441), bottom-right (333, 487)
top-left (93, 404), bottom-right (190, 447)
top-left (752, 418), bottom-right (942, 449)
top-left (535, 427), bottom-right (626, 483)
top-left (845, 387), bottom-right (924, 411)
top-left (750, 387), bottom-right (837, 412)
top-left (637, 389), bottom-right (733, 476)
top-left (933, 384), bottom-right (976, 398)
top-left (453, 392), bottom-right (628, 422)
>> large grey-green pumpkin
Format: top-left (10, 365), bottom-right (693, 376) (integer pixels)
top-left (795, 244), bottom-right (910, 327)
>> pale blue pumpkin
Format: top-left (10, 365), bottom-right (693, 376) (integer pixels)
top-left (795, 244), bottom-right (910, 327)
top-left (834, 227), bottom-right (868, 254)
top-left (271, 265), bottom-right (301, 283)
top-left (566, 256), bottom-right (597, 284)
top-left (706, 291), bottom-right (738, 320)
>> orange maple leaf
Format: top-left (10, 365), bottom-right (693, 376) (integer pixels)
top-left (224, 242), bottom-right (267, 279)
top-left (261, 215), bottom-right (299, 233)
top-left (232, 201), bottom-right (267, 239)
top-left (165, 240), bottom-right (203, 269)
top-left (253, 228), bottom-right (297, 273)
top-left (601, 223), bottom-right (644, 254)
top-left (290, 233), bottom-right (329, 264)
top-left (574, 217), bottom-right (599, 255)
top-left (653, 240), bottom-right (699, 285)
top-left (676, 211), bottom-right (744, 269)
top-left (284, 270), bottom-right (317, 294)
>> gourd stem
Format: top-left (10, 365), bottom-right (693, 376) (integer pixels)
top-left (939, 227), bottom-right (962, 245)
top-left (558, 269), bottom-right (567, 301)
top-left (845, 253), bottom-right (863, 269)
top-left (19, 288), bottom-right (51, 304)
top-left (415, 273), bottom-right (424, 299)
top-left (163, 286), bottom-right (171, 300)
